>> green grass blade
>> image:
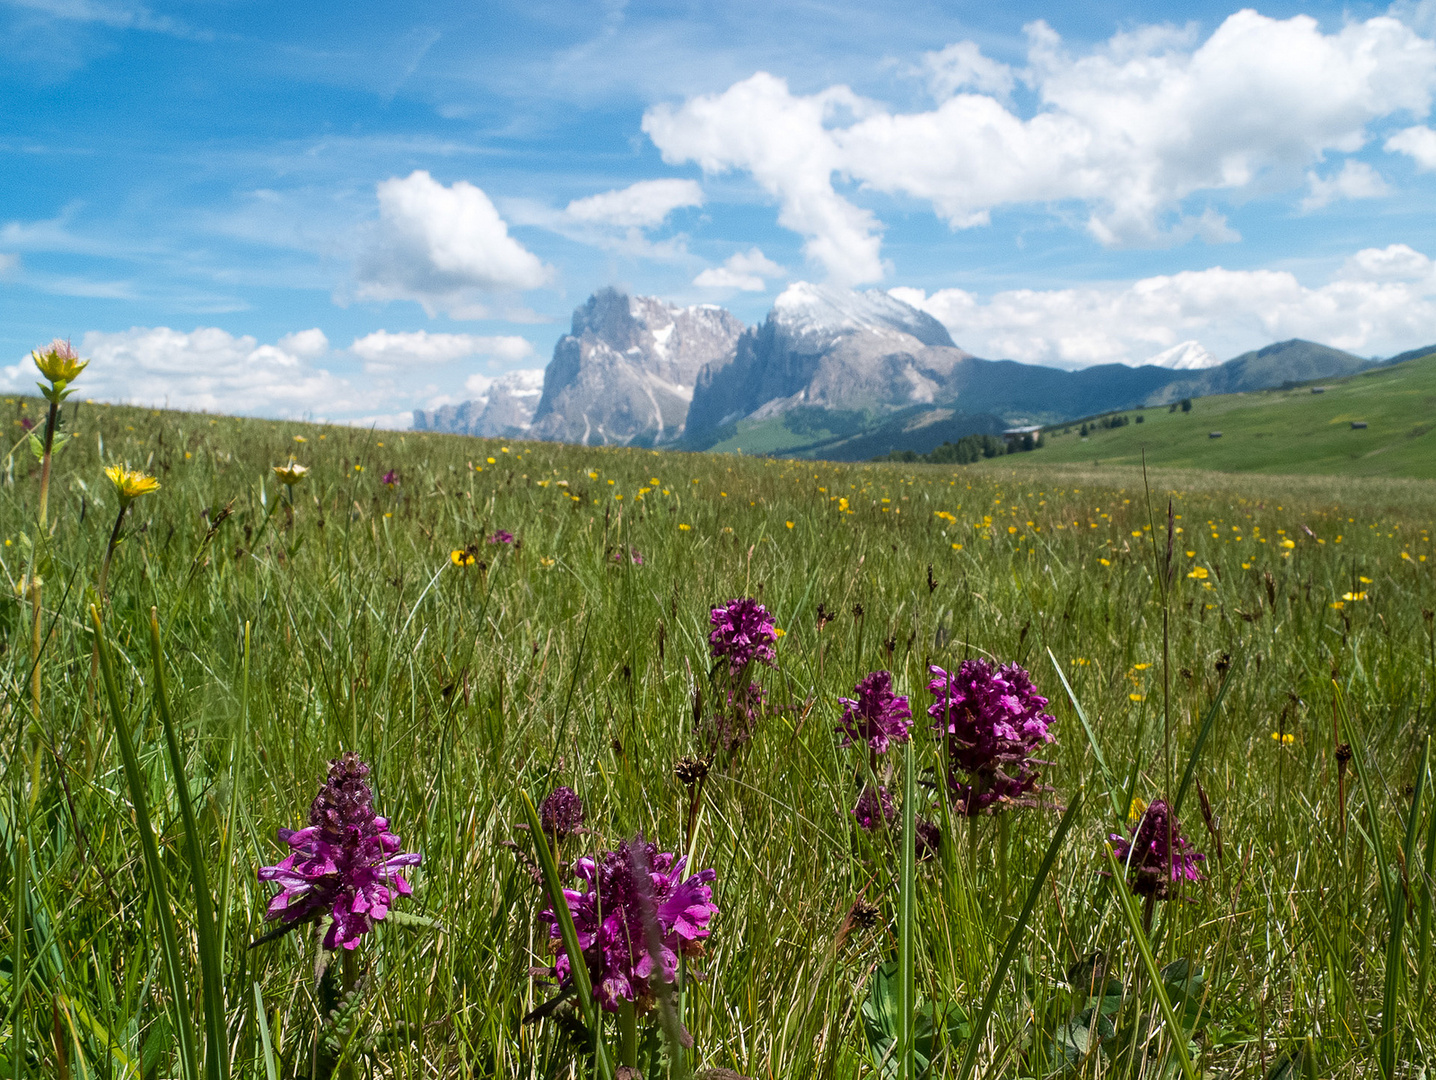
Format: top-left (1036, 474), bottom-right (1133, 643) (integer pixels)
top-left (252, 983), bottom-right (278, 1080)
top-left (1418, 750), bottom-right (1436, 1003)
top-left (1048, 649), bottom-right (1124, 820)
top-left (518, 790), bottom-right (614, 1080)
top-left (956, 792), bottom-right (1082, 1080)
top-left (90, 603), bottom-right (201, 1080)
top-left (11, 833), bottom-right (24, 1080)
top-left (217, 622), bottom-right (250, 967)
top-left (1101, 845), bottom-right (1199, 1080)
top-left (1334, 682), bottom-right (1398, 1077)
top-left (1172, 659), bottom-right (1236, 819)
top-left (898, 735), bottom-right (916, 1080)
top-left (1383, 735), bottom-right (1426, 1080)
top-left (149, 609), bottom-right (228, 1080)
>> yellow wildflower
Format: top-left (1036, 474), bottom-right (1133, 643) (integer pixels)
top-left (1271, 731), bottom-right (1295, 745)
top-left (678, 523), bottom-right (691, 531)
top-left (450, 549), bottom-right (477, 567)
top-left (1128, 797), bottom-right (1148, 823)
top-left (1187, 566), bottom-right (1209, 580)
top-left (104, 465), bottom-right (160, 505)
top-left (273, 460), bottom-right (309, 485)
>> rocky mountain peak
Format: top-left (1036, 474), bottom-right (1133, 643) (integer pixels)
top-left (528, 288), bottom-right (746, 446)
top-left (771, 282), bottom-right (955, 349)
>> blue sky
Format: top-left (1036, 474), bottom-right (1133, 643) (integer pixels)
top-left (4, 0), bottom-right (1436, 424)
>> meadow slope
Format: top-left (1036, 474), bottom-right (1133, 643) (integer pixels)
top-left (1, 390), bottom-right (1434, 1078)
top-left (1012, 351), bottom-right (1436, 478)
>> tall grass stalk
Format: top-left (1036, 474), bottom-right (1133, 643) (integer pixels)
top-left (11, 833), bottom-right (26, 1080)
top-left (149, 609), bottom-right (228, 1080)
top-left (897, 734), bottom-right (916, 1080)
top-left (89, 603), bottom-right (201, 1080)
top-left (956, 792), bottom-right (1082, 1080)
top-left (518, 790), bottom-right (615, 1080)
top-left (1102, 844), bottom-right (1198, 1080)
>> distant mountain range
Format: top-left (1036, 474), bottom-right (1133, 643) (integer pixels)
top-left (412, 284), bottom-right (1425, 460)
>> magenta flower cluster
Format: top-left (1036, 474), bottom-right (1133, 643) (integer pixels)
top-left (707, 598), bottom-right (777, 674)
top-left (928, 659), bottom-right (1055, 815)
top-left (836, 670), bottom-right (911, 754)
top-left (538, 786), bottom-right (585, 841)
top-left (852, 784), bottom-right (895, 830)
top-left (1110, 799), bottom-right (1205, 899)
top-left (541, 837), bottom-right (718, 1013)
top-left (258, 753), bottom-right (421, 951)
top-left (488, 529), bottom-right (515, 545)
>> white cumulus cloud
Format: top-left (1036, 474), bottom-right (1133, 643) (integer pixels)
top-left (1386, 124), bottom-right (1436, 169)
top-left (692, 246), bottom-right (784, 291)
top-left (1302, 160), bottom-right (1390, 210)
top-left (891, 243), bottom-right (1436, 368)
top-left (0, 327), bottom-right (364, 419)
top-left (354, 170), bottom-right (550, 318)
top-left (646, 12), bottom-right (1436, 282)
top-left (277, 328), bottom-right (329, 358)
top-left (922, 41), bottom-right (1016, 101)
top-left (644, 73), bottom-right (888, 286)
top-left (350, 329), bottom-right (534, 371)
top-left (563, 179), bottom-right (703, 228)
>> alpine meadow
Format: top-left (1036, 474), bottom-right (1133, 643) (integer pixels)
top-left (1, 342), bottom-right (1434, 1080)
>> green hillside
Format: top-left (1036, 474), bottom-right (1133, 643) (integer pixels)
top-left (1008, 350), bottom-right (1436, 477)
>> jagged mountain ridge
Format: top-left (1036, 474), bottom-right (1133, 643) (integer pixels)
top-left (526, 287), bottom-right (745, 446)
top-left (684, 283), bottom-right (974, 442)
top-left (413, 284), bottom-right (1387, 460)
top-left (412, 370), bottom-right (543, 439)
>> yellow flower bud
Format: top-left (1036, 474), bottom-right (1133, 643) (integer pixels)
top-left (32, 339), bottom-right (89, 386)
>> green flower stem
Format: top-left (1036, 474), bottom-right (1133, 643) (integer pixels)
top-left (617, 999), bottom-right (638, 1069)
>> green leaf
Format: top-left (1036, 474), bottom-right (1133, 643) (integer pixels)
top-left (384, 909), bottom-right (443, 931)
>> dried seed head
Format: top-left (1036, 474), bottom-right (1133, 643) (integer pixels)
top-left (849, 898), bottom-right (880, 929)
top-left (674, 755), bottom-right (710, 787)
top-left (1335, 743), bottom-right (1353, 768)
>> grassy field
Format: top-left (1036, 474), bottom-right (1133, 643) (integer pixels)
top-left (1013, 352), bottom-right (1436, 478)
top-left (1, 373), bottom-right (1435, 1079)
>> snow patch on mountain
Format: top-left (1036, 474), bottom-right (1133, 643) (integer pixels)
top-left (773, 282), bottom-right (955, 348)
top-left (1141, 340), bottom-right (1220, 370)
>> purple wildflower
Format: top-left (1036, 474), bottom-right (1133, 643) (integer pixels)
top-left (611, 545), bottom-right (644, 565)
top-left (258, 752), bottom-right (421, 951)
top-left (1109, 799), bottom-right (1205, 899)
top-left (538, 786), bottom-right (584, 841)
top-left (487, 529), bottom-right (515, 545)
top-left (708, 598), bottom-right (778, 674)
top-left (19, 417), bottom-right (34, 433)
top-left (915, 818), bottom-right (942, 861)
top-left (852, 784), bottom-right (896, 831)
top-left (381, 469), bottom-right (397, 486)
top-left (928, 659), bottom-right (1055, 816)
top-left (836, 670), bottom-right (912, 754)
top-left (539, 836), bottom-right (718, 1013)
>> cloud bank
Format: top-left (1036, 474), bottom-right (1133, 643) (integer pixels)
top-left (890, 244), bottom-right (1436, 368)
top-left (645, 11), bottom-right (1436, 284)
